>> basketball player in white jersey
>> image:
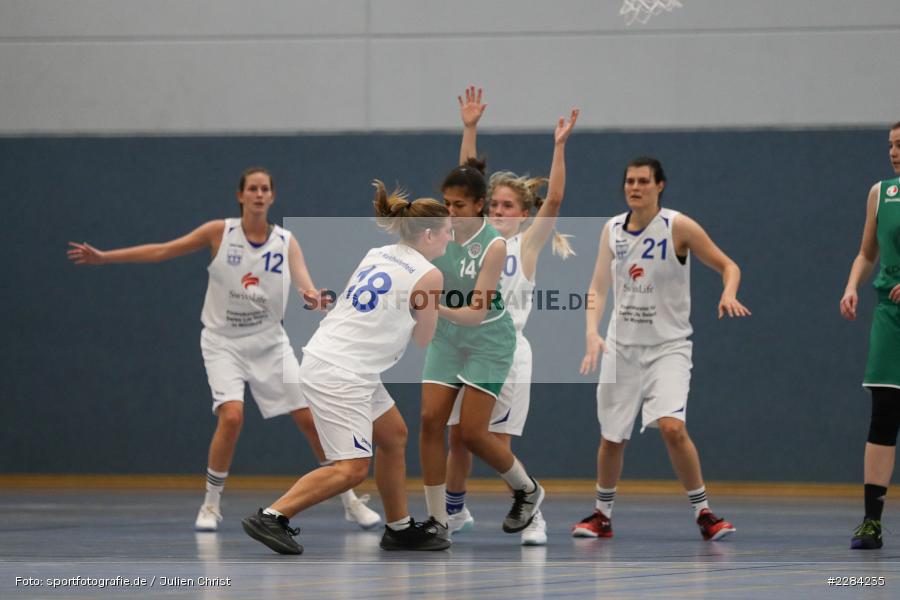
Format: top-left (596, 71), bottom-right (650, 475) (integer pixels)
top-left (241, 182), bottom-right (453, 554)
top-left (575, 157), bottom-right (750, 541)
top-left (67, 167), bottom-right (381, 532)
top-left (444, 87), bottom-right (579, 545)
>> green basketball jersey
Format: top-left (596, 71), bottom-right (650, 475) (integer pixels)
top-left (873, 177), bottom-right (900, 298)
top-left (433, 218), bottom-right (507, 322)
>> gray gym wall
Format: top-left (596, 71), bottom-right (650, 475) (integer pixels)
top-left (2, 0), bottom-right (899, 481)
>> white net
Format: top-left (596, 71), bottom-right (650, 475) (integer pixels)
top-left (620, 0), bottom-right (683, 26)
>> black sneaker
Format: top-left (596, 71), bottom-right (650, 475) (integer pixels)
top-left (503, 477), bottom-right (545, 533)
top-left (241, 509), bottom-right (303, 555)
top-left (380, 518), bottom-right (451, 551)
top-left (851, 518), bottom-right (883, 549)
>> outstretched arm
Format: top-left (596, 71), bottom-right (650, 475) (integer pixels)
top-left (521, 108), bottom-right (579, 270)
top-left (67, 220), bottom-right (223, 265)
top-left (841, 183), bottom-right (881, 320)
top-left (458, 86), bottom-right (487, 165)
top-left (674, 215), bottom-right (750, 319)
top-left (580, 224), bottom-right (612, 375)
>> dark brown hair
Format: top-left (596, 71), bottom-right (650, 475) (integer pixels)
top-left (441, 157), bottom-right (488, 216)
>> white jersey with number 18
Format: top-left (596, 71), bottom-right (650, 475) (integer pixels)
top-left (303, 243), bottom-right (437, 375)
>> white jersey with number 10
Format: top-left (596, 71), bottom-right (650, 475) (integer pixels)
top-left (501, 233), bottom-right (535, 332)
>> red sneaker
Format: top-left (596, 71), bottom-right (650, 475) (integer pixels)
top-left (696, 508), bottom-right (735, 541)
top-left (571, 509), bottom-right (613, 538)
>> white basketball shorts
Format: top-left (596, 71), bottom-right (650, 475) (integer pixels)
top-left (299, 353), bottom-right (396, 461)
top-left (200, 325), bottom-right (307, 419)
top-left (596, 338), bottom-right (693, 443)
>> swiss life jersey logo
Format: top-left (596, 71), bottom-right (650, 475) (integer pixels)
top-left (628, 263), bottom-right (645, 281)
top-left (241, 272), bottom-right (260, 289)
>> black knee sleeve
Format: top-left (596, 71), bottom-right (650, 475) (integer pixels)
top-left (867, 387), bottom-right (900, 446)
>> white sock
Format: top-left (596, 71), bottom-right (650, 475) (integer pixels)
top-left (687, 486), bottom-right (709, 519)
top-left (339, 489), bottom-right (358, 507)
top-left (387, 517), bottom-right (412, 531)
top-left (596, 485), bottom-right (616, 517)
top-left (262, 507), bottom-right (284, 518)
top-left (204, 468), bottom-right (228, 507)
top-left (424, 484), bottom-right (448, 527)
top-left (500, 458), bottom-right (534, 492)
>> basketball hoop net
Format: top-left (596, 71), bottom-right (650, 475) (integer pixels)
top-left (620, 0), bottom-right (683, 26)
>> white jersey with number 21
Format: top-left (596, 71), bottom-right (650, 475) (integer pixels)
top-left (606, 208), bottom-right (692, 346)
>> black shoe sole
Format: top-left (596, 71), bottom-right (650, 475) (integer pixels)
top-left (241, 517), bottom-right (303, 555)
top-left (380, 538), bottom-right (452, 551)
top-left (850, 538), bottom-right (883, 549)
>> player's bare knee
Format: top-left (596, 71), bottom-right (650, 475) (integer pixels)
top-left (459, 425), bottom-right (489, 451)
top-left (376, 423), bottom-right (407, 453)
top-left (419, 411), bottom-right (447, 437)
top-left (336, 458), bottom-right (370, 487)
top-left (216, 405), bottom-right (243, 433)
top-left (658, 419), bottom-right (687, 444)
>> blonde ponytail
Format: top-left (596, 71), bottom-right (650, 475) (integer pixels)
top-left (551, 231), bottom-right (576, 259)
top-left (372, 179), bottom-right (448, 242)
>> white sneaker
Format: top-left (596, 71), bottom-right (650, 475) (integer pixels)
top-left (194, 504), bottom-right (222, 532)
top-left (448, 507), bottom-right (475, 534)
top-left (344, 494), bottom-right (382, 530)
top-left (520, 510), bottom-right (547, 546)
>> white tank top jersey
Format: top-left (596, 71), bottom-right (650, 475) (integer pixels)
top-left (304, 243), bottom-right (437, 374)
top-left (200, 218), bottom-right (292, 338)
top-left (605, 208), bottom-right (692, 346)
top-left (501, 233), bottom-right (535, 333)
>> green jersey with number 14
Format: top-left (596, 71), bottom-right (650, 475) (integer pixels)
top-left (433, 218), bottom-right (507, 323)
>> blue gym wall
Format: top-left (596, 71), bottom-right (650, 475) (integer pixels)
top-left (0, 128), bottom-right (886, 482)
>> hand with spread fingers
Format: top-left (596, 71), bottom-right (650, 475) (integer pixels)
top-left (67, 241), bottom-right (106, 265)
top-left (718, 295), bottom-right (751, 319)
top-left (458, 85), bottom-right (487, 128)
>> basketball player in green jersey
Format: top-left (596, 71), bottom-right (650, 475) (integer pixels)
top-left (841, 121), bottom-right (900, 549)
top-left (419, 159), bottom-right (545, 543)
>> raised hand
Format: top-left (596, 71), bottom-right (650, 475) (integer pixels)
top-left (67, 241), bottom-right (106, 265)
top-left (555, 108), bottom-right (579, 145)
top-left (458, 86), bottom-right (487, 127)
